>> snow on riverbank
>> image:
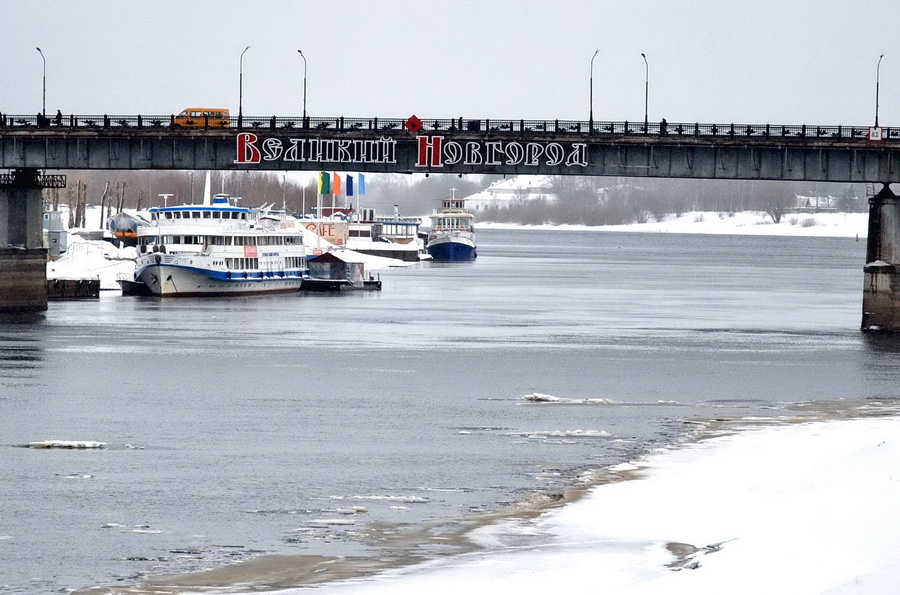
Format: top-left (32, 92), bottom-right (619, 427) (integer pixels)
top-left (293, 413), bottom-right (900, 595)
top-left (481, 211), bottom-right (869, 238)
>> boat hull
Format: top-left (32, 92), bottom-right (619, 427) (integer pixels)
top-left (427, 236), bottom-right (477, 261)
top-left (136, 262), bottom-right (305, 297)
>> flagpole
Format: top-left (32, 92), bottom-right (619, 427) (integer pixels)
top-left (316, 190), bottom-right (322, 249)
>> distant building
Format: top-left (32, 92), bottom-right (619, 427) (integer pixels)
top-left (464, 175), bottom-right (556, 212)
top-left (795, 195), bottom-right (839, 213)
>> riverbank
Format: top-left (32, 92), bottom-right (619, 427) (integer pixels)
top-left (295, 404), bottom-right (900, 595)
top-left (480, 210), bottom-right (869, 238)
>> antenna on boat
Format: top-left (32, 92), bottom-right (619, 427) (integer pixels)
top-left (203, 172), bottom-right (212, 206)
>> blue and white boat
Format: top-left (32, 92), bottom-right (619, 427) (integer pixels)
top-left (427, 193), bottom-right (476, 261)
top-left (130, 194), bottom-right (309, 297)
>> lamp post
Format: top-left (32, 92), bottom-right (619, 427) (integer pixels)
top-left (589, 49), bottom-right (599, 133)
top-left (297, 49), bottom-right (307, 126)
top-left (36, 47), bottom-right (46, 118)
top-left (239, 46), bottom-right (250, 127)
top-left (876, 53), bottom-right (885, 127)
top-left (641, 53), bottom-right (649, 132)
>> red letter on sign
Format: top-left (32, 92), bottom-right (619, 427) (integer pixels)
top-left (417, 136), bottom-right (443, 167)
top-left (235, 133), bottom-right (261, 164)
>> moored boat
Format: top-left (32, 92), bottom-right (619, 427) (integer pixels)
top-left (347, 205), bottom-right (429, 262)
top-left (129, 194), bottom-right (309, 297)
top-left (427, 192), bottom-right (476, 261)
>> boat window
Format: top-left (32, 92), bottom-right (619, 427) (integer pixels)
top-left (203, 211), bottom-right (211, 219)
top-left (192, 212), bottom-right (201, 219)
top-left (213, 212), bottom-right (221, 219)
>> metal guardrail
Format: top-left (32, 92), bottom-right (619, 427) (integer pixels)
top-left (1, 112), bottom-right (897, 141)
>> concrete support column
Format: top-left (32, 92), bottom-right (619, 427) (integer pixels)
top-left (4, 169), bottom-right (46, 249)
top-left (0, 169), bottom-right (48, 313)
top-left (862, 184), bottom-right (900, 331)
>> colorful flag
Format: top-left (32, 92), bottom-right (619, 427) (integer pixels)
top-left (358, 173), bottom-right (366, 195)
top-left (333, 173), bottom-right (342, 196)
top-left (346, 175), bottom-right (354, 197)
top-left (317, 171), bottom-right (330, 194)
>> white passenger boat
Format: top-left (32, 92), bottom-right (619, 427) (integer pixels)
top-left (427, 193), bottom-right (476, 261)
top-left (129, 194), bottom-right (309, 297)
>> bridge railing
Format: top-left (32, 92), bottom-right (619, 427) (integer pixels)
top-left (1, 112), bottom-right (898, 141)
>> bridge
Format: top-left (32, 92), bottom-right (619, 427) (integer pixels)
top-left (2, 113), bottom-right (900, 181)
top-left (3, 112), bottom-right (900, 331)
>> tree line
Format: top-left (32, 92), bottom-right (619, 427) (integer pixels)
top-left (43, 170), bottom-right (865, 227)
top-left (480, 177), bottom-right (866, 226)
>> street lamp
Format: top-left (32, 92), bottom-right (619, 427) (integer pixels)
top-left (641, 53), bottom-right (649, 132)
top-left (297, 49), bottom-right (307, 125)
top-left (589, 49), bottom-right (599, 132)
top-left (876, 53), bottom-right (885, 127)
top-left (36, 47), bottom-right (46, 117)
top-left (239, 45), bottom-right (250, 127)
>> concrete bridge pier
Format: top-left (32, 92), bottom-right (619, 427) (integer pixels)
top-left (0, 168), bottom-right (49, 313)
top-left (862, 184), bottom-right (900, 331)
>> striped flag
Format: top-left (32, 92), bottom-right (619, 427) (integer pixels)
top-left (317, 171), bottom-right (330, 194)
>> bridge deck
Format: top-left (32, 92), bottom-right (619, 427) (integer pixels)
top-left (2, 114), bottom-right (899, 182)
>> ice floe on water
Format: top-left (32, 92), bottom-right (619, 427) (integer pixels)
top-left (337, 495), bottom-right (430, 505)
top-left (511, 429), bottom-right (612, 440)
top-left (308, 519), bottom-right (359, 526)
top-left (335, 507), bottom-right (369, 515)
top-left (28, 440), bottom-right (106, 449)
top-left (101, 523), bottom-right (165, 534)
top-left (523, 392), bottom-right (560, 402)
top-left (523, 392), bottom-right (617, 405)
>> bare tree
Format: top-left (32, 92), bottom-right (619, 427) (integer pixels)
top-left (758, 185), bottom-right (796, 224)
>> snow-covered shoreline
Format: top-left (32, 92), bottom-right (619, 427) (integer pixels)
top-left (295, 409), bottom-right (900, 595)
top-left (480, 211), bottom-right (869, 238)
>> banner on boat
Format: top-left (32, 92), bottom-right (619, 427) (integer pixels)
top-left (234, 133), bottom-right (588, 169)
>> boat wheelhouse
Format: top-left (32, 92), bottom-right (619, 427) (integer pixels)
top-left (130, 194), bottom-right (309, 297)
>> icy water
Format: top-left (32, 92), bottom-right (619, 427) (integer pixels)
top-left (1, 228), bottom-right (898, 594)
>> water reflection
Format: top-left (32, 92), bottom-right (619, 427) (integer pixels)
top-left (0, 319), bottom-right (45, 377)
top-left (863, 332), bottom-right (900, 354)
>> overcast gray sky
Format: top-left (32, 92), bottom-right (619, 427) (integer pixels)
top-left (2, 0), bottom-right (896, 126)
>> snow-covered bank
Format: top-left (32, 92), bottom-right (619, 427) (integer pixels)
top-left (481, 211), bottom-right (869, 238)
top-left (296, 413), bottom-right (900, 595)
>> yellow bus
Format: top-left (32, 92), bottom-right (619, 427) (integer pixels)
top-left (172, 108), bottom-right (230, 128)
